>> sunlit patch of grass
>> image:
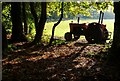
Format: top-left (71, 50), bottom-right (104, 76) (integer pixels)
top-left (52, 39), bottom-right (67, 45)
top-left (44, 20), bottom-right (71, 37)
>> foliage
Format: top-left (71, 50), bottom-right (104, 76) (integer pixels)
top-left (47, 2), bottom-right (113, 21)
top-left (7, 44), bottom-right (17, 52)
top-left (92, 2), bottom-right (113, 11)
top-left (41, 34), bottom-right (51, 44)
top-left (52, 39), bottom-right (67, 45)
top-left (2, 3), bottom-right (12, 34)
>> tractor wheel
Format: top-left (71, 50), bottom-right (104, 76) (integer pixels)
top-left (73, 34), bottom-right (80, 40)
top-left (85, 23), bottom-right (104, 44)
top-left (64, 32), bottom-right (72, 41)
top-left (85, 33), bottom-right (95, 44)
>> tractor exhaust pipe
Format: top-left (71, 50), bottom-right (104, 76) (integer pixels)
top-left (98, 11), bottom-right (102, 24)
top-left (101, 12), bottom-right (104, 24)
top-left (98, 11), bottom-right (104, 24)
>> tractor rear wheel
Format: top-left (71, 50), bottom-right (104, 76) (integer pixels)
top-left (64, 32), bottom-right (72, 41)
top-left (85, 23), bottom-right (104, 44)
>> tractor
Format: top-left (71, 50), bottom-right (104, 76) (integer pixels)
top-left (64, 11), bottom-right (111, 43)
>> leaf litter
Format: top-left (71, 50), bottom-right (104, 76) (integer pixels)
top-left (2, 39), bottom-right (120, 81)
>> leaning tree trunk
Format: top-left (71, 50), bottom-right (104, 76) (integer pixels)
top-left (49, 2), bottom-right (63, 45)
top-left (11, 2), bottom-right (27, 42)
top-left (22, 2), bottom-right (28, 35)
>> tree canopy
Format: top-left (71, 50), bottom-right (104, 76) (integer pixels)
top-left (47, 2), bottom-right (113, 19)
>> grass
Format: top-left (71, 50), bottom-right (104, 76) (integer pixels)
top-left (44, 19), bottom-right (114, 40)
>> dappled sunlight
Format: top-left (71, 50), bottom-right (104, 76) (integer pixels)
top-left (3, 57), bottom-right (22, 65)
top-left (2, 39), bottom-right (117, 81)
top-left (26, 56), bottom-right (42, 61)
top-left (30, 51), bottom-right (42, 54)
top-left (3, 61), bottom-right (21, 65)
top-left (73, 57), bottom-right (96, 69)
top-left (14, 49), bottom-right (26, 52)
top-left (81, 45), bottom-right (104, 55)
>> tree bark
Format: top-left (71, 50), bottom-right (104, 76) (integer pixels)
top-left (30, 2), bottom-right (47, 44)
top-left (30, 2), bottom-right (38, 32)
top-left (108, 2), bottom-right (120, 64)
top-left (112, 2), bottom-right (120, 51)
top-left (11, 2), bottom-right (27, 42)
top-left (35, 2), bottom-right (47, 43)
top-left (2, 23), bottom-right (8, 53)
top-left (49, 2), bottom-right (63, 45)
top-left (22, 2), bottom-right (28, 35)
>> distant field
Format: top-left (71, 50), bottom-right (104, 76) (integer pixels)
top-left (44, 19), bottom-right (114, 39)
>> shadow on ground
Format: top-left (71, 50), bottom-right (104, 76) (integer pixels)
top-left (2, 40), bottom-right (120, 81)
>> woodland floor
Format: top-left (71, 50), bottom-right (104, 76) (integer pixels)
top-left (2, 39), bottom-right (120, 81)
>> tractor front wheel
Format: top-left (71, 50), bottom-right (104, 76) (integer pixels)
top-left (64, 32), bottom-right (72, 41)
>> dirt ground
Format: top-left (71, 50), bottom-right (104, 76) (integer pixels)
top-left (2, 39), bottom-right (120, 81)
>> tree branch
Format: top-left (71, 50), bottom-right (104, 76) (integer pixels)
top-left (49, 2), bottom-right (64, 45)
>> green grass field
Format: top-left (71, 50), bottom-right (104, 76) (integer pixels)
top-left (43, 19), bottom-right (114, 39)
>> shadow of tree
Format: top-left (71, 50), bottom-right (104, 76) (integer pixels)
top-left (2, 41), bottom-right (119, 81)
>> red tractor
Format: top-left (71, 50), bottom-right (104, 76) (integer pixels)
top-left (64, 11), bottom-right (111, 43)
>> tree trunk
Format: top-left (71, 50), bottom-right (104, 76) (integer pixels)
top-left (35, 2), bottom-right (47, 44)
top-left (30, 2), bottom-right (38, 31)
top-left (112, 2), bottom-right (120, 51)
top-left (22, 2), bottom-right (28, 35)
top-left (30, 2), bottom-right (47, 44)
top-left (49, 2), bottom-right (63, 45)
top-left (2, 23), bottom-right (8, 54)
top-left (11, 2), bottom-right (27, 42)
top-left (108, 2), bottom-right (120, 64)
